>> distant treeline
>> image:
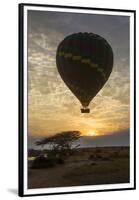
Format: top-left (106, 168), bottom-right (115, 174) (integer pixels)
top-left (28, 146), bottom-right (129, 157)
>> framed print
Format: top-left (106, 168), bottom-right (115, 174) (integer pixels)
top-left (18, 3), bottom-right (136, 197)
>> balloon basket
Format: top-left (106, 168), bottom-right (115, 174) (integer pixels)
top-left (81, 108), bottom-right (90, 113)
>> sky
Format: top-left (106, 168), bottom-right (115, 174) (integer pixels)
top-left (27, 9), bottom-right (130, 140)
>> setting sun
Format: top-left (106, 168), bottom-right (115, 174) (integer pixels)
top-left (86, 130), bottom-right (98, 136)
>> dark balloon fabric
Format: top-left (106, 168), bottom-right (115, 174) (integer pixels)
top-left (56, 32), bottom-right (113, 108)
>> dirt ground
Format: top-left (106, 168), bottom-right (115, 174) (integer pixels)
top-left (28, 147), bottom-right (129, 189)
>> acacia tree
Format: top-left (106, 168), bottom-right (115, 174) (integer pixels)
top-left (35, 131), bottom-right (81, 156)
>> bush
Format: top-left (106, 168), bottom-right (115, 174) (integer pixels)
top-left (30, 155), bottom-right (55, 169)
top-left (30, 154), bottom-right (66, 169)
top-left (89, 154), bottom-right (95, 160)
top-left (89, 153), bottom-right (111, 161)
top-left (91, 162), bottom-right (97, 166)
top-left (56, 158), bottom-right (65, 164)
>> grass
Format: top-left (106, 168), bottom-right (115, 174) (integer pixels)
top-left (28, 147), bottom-right (130, 188)
top-left (64, 158), bottom-right (129, 178)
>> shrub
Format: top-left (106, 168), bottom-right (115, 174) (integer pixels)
top-left (56, 158), bottom-right (65, 164)
top-left (91, 162), bottom-right (97, 166)
top-left (30, 155), bottom-right (55, 169)
top-left (89, 154), bottom-right (95, 160)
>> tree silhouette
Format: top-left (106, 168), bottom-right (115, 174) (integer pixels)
top-left (35, 131), bottom-right (81, 156)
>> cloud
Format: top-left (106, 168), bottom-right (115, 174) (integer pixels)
top-left (27, 10), bottom-right (130, 138)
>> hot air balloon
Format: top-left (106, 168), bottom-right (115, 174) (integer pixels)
top-left (56, 32), bottom-right (113, 113)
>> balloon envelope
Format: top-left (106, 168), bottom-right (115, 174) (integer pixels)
top-left (56, 32), bottom-right (113, 112)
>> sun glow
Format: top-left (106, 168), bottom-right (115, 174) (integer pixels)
top-left (86, 130), bottom-right (99, 136)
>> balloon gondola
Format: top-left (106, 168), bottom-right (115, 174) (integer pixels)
top-left (56, 32), bottom-right (113, 113)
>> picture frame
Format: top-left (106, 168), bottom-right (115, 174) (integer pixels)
top-left (19, 3), bottom-right (136, 197)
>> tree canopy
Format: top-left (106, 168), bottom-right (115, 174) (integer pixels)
top-left (35, 131), bottom-right (81, 153)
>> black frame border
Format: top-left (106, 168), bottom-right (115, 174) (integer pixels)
top-left (18, 3), bottom-right (136, 197)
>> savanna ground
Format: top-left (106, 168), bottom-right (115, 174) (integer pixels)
top-left (28, 146), bottom-right (129, 189)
